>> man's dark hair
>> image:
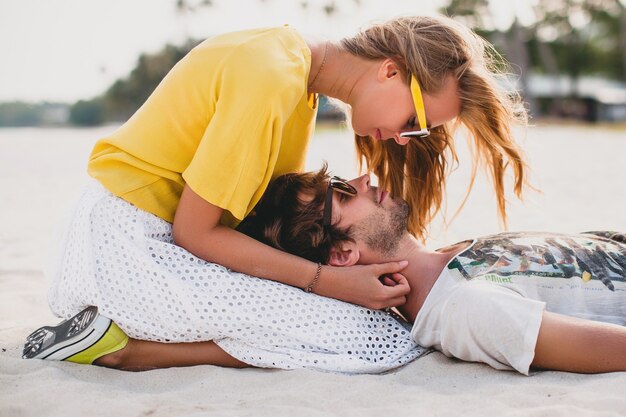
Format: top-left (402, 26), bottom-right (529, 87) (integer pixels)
top-left (237, 164), bottom-right (353, 263)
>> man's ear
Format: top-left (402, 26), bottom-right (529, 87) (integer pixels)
top-left (377, 58), bottom-right (401, 83)
top-left (327, 240), bottom-right (360, 267)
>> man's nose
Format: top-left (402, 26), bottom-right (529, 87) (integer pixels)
top-left (349, 174), bottom-right (370, 193)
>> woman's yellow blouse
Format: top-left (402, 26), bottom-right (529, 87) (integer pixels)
top-left (88, 26), bottom-right (317, 228)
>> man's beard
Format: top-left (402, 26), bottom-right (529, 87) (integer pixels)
top-left (352, 199), bottom-right (410, 258)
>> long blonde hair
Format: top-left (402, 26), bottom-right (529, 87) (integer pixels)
top-left (341, 15), bottom-right (528, 240)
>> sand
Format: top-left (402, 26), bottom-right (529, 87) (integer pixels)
top-left (1, 123), bottom-right (625, 417)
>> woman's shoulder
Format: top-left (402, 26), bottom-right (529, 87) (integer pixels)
top-left (159, 26), bottom-right (309, 104)
top-left (194, 26), bottom-right (309, 62)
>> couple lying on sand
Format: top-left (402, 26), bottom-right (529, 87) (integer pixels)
top-left (24, 165), bottom-right (626, 375)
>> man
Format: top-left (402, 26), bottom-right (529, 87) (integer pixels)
top-left (238, 166), bottom-right (626, 375)
top-left (25, 167), bottom-right (626, 374)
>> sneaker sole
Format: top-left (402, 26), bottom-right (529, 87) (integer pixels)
top-left (23, 306), bottom-right (112, 361)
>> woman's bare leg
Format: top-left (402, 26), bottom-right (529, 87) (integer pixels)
top-left (94, 338), bottom-right (249, 371)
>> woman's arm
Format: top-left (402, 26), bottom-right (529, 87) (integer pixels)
top-left (532, 311), bottom-right (626, 373)
top-left (173, 185), bottom-right (410, 309)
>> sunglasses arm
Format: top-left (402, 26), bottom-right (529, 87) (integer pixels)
top-left (399, 128), bottom-right (429, 139)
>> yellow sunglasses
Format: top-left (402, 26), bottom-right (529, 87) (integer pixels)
top-left (399, 75), bottom-right (430, 139)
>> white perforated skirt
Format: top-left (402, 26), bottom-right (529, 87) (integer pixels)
top-left (47, 180), bottom-right (425, 373)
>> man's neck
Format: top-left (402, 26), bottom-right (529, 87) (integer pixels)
top-left (378, 235), bottom-right (460, 322)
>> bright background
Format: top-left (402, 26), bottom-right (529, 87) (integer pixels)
top-left (0, 0), bottom-right (539, 102)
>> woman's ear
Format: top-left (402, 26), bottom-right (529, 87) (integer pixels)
top-left (327, 241), bottom-right (360, 267)
top-left (377, 58), bottom-right (401, 82)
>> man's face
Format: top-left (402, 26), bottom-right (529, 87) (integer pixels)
top-left (327, 174), bottom-right (410, 261)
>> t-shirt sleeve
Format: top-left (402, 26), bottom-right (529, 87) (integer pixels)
top-left (437, 282), bottom-right (545, 375)
top-left (182, 44), bottom-right (307, 221)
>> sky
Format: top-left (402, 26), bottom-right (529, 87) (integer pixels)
top-left (0, 0), bottom-right (534, 103)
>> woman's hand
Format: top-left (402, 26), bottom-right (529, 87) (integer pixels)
top-left (316, 262), bottom-right (411, 310)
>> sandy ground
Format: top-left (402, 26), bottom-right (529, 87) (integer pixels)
top-left (1, 123), bottom-right (625, 417)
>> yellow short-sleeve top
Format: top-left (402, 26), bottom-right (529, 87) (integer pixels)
top-left (88, 26), bottom-right (317, 228)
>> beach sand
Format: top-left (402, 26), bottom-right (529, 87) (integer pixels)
top-left (1, 123), bottom-right (625, 417)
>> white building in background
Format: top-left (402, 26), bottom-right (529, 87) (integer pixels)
top-left (40, 104), bottom-right (70, 125)
top-left (524, 74), bottom-right (626, 122)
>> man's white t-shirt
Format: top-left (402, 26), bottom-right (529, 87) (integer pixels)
top-left (411, 232), bottom-right (626, 374)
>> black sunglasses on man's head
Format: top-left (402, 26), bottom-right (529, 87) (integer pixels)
top-left (322, 176), bottom-right (357, 226)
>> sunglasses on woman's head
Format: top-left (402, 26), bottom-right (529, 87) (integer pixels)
top-left (399, 75), bottom-right (430, 140)
top-left (323, 176), bottom-right (357, 226)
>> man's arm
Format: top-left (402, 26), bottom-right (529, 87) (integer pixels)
top-left (532, 311), bottom-right (626, 373)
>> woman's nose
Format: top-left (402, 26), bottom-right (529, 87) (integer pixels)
top-left (393, 132), bottom-right (411, 146)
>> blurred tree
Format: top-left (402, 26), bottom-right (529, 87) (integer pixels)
top-left (613, 2), bottom-right (625, 80)
top-left (175, 0), bottom-right (213, 12)
top-left (0, 102), bottom-right (69, 127)
top-left (0, 102), bottom-right (41, 126)
top-left (584, 0), bottom-right (626, 81)
top-left (102, 41), bottom-right (199, 121)
top-left (69, 99), bottom-right (105, 126)
top-left (442, 0), bottom-right (537, 114)
top-left (528, 0), bottom-right (625, 92)
top-left (441, 0), bottom-right (493, 30)
top-left (443, 0), bottom-right (626, 117)
top-left (176, 0), bottom-right (364, 17)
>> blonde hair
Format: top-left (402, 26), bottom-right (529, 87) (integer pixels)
top-left (341, 15), bottom-right (528, 240)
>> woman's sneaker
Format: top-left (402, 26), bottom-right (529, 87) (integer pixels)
top-left (22, 306), bottom-right (128, 364)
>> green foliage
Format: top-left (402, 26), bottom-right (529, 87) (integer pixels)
top-left (0, 102), bottom-right (41, 126)
top-left (69, 99), bottom-right (105, 126)
top-left (442, 0), bottom-right (626, 82)
top-left (441, 0), bottom-right (492, 30)
top-left (0, 102), bottom-right (68, 126)
top-left (102, 41), bottom-right (200, 121)
top-left (527, 37), bottom-right (623, 79)
top-left (0, 40), bottom-right (203, 127)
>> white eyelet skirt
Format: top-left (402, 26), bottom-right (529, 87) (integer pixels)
top-left (47, 180), bottom-right (426, 373)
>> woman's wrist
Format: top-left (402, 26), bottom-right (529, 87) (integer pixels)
top-left (308, 263), bottom-right (330, 296)
top-left (303, 262), bottom-right (322, 293)
top-left (311, 265), bottom-right (352, 302)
